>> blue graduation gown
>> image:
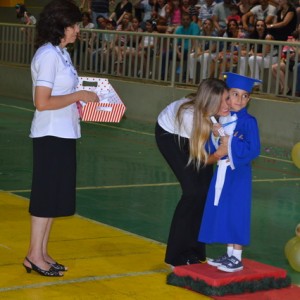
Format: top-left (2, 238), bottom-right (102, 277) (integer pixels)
top-left (198, 108), bottom-right (260, 246)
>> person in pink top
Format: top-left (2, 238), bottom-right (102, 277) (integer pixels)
top-left (165, 0), bottom-right (183, 29)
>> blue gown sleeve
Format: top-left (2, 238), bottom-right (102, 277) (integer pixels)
top-left (230, 116), bottom-right (260, 167)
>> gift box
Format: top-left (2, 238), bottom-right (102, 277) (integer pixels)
top-left (76, 77), bottom-right (126, 123)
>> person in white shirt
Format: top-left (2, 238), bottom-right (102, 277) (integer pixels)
top-left (242, 0), bottom-right (277, 33)
top-left (23, 0), bottom-right (99, 278)
top-left (155, 78), bottom-right (230, 267)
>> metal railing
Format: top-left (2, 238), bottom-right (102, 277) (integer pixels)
top-left (1, 22), bottom-right (300, 98)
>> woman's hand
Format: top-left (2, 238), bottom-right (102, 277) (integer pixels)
top-left (212, 123), bottom-right (222, 137)
top-left (79, 90), bottom-right (99, 103)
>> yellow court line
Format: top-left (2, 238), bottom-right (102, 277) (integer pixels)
top-left (253, 177), bottom-right (300, 182)
top-left (0, 269), bottom-right (169, 293)
top-left (4, 177), bottom-right (300, 194)
top-left (0, 103), bottom-right (34, 113)
top-left (259, 154), bottom-right (292, 164)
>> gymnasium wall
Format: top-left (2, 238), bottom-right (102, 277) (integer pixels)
top-left (1, 63), bottom-right (300, 149)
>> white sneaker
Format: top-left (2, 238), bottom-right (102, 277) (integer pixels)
top-left (217, 256), bottom-right (243, 272)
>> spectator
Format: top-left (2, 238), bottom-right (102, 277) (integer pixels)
top-left (88, 0), bottom-right (110, 27)
top-left (212, 0), bottom-right (232, 36)
top-left (152, 0), bottom-right (168, 18)
top-left (271, 34), bottom-right (297, 94)
top-left (242, 0), bottom-right (277, 34)
top-left (227, 4), bottom-right (241, 24)
top-left (267, 0), bottom-right (297, 41)
top-left (237, 0), bottom-right (252, 16)
top-left (77, 12), bottom-right (94, 63)
top-left (197, 0), bottom-right (216, 27)
top-left (88, 15), bottom-right (108, 51)
top-left (210, 19), bottom-right (247, 79)
top-left (134, 0), bottom-right (154, 29)
top-left (109, 0), bottom-right (133, 25)
top-left (161, 12), bottom-right (200, 79)
top-left (79, 11), bottom-right (95, 39)
top-left (101, 19), bottom-right (117, 71)
top-left (15, 3), bottom-right (36, 25)
top-left (114, 13), bottom-right (133, 74)
top-left (182, 0), bottom-right (198, 23)
top-left (248, 20), bottom-right (277, 88)
top-left (189, 18), bottom-right (218, 81)
top-left (124, 17), bottom-right (142, 61)
top-left (165, 0), bottom-right (184, 28)
top-left (137, 19), bottom-right (159, 76)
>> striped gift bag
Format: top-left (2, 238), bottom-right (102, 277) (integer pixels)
top-left (76, 77), bottom-right (126, 123)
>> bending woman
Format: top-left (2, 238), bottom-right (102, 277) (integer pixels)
top-left (155, 78), bottom-right (230, 267)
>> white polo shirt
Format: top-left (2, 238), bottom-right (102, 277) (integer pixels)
top-left (30, 43), bottom-right (81, 139)
top-left (157, 98), bottom-right (194, 138)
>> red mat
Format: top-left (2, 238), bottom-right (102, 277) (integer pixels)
top-left (173, 259), bottom-right (287, 286)
top-left (214, 285), bottom-right (300, 300)
top-left (167, 259), bottom-right (291, 297)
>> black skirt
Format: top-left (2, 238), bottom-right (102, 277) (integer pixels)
top-left (30, 136), bottom-right (77, 218)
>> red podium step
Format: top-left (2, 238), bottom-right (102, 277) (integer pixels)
top-left (167, 259), bottom-right (293, 297)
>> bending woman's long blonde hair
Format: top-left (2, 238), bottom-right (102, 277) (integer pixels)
top-left (176, 78), bottom-right (228, 169)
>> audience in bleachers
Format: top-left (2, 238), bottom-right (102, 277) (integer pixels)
top-left (242, 0), bottom-right (277, 33)
top-left (50, 0), bottom-right (300, 94)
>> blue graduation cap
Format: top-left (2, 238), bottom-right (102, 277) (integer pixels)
top-left (223, 72), bottom-right (262, 93)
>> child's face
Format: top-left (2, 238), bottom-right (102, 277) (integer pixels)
top-left (106, 22), bottom-right (113, 30)
top-left (229, 88), bottom-right (250, 112)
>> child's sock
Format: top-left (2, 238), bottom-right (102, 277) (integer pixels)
top-left (227, 246), bottom-right (233, 257)
top-left (232, 249), bottom-right (242, 261)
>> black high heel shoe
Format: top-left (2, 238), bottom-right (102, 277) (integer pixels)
top-left (47, 261), bottom-right (68, 272)
top-left (23, 257), bottom-right (63, 277)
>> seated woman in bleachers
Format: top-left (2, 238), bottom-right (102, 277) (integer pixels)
top-left (15, 3), bottom-right (36, 25)
top-left (114, 13), bottom-right (133, 74)
top-left (188, 18), bottom-right (218, 82)
top-left (124, 17), bottom-right (143, 69)
top-left (209, 19), bottom-right (247, 79)
top-left (271, 28), bottom-right (300, 95)
top-left (137, 19), bottom-right (159, 77)
top-left (152, 0), bottom-right (168, 19)
top-left (109, 0), bottom-right (133, 25)
top-left (248, 20), bottom-right (277, 89)
top-left (267, 0), bottom-right (297, 41)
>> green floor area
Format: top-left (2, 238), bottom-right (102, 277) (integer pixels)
top-left (1, 95), bottom-right (300, 284)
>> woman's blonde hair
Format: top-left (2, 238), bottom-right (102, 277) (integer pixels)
top-left (176, 78), bottom-right (228, 169)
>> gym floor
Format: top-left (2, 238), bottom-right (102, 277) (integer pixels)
top-left (0, 95), bottom-right (300, 299)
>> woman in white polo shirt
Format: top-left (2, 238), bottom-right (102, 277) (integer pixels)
top-left (23, 0), bottom-right (99, 277)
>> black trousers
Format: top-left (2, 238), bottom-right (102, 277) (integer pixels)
top-left (155, 123), bottom-right (213, 265)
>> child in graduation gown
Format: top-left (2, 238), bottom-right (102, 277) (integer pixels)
top-left (198, 72), bottom-right (261, 272)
